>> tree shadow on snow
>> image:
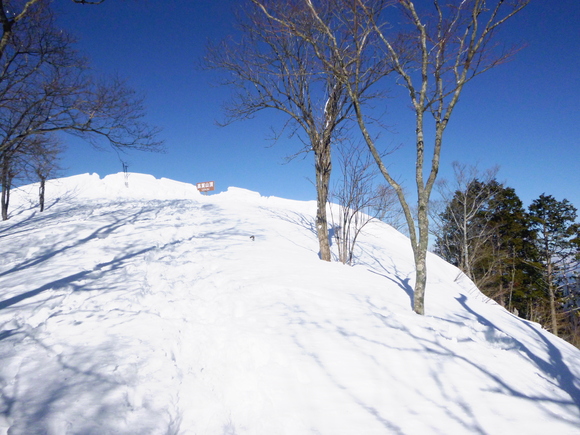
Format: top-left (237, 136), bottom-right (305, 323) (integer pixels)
top-left (363, 253), bottom-right (414, 308)
top-left (281, 293), bottom-right (580, 434)
top-left (258, 207), bottom-right (320, 254)
top-left (0, 246), bottom-right (155, 311)
top-left (1, 214), bottom-right (130, 279)
top-left (456, 294), bottom-right (580, 413)
top-left (1, 324), bottom-right (177, 434)
top-left (0, 199), bottom-right (221, 310)
top-left (0, 194), bottom-right (278, 433)
top-left (286, 319), bottom-right (406, 434)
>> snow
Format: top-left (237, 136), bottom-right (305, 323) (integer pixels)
top-left (1, 172), bottom-right (579, 434)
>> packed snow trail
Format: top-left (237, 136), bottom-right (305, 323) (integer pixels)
top-left (1, 173), bottom-right (579, 434)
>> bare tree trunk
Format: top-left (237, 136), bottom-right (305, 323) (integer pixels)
top-left (39, 176), bottom-right (46, 212)
top-left (549, 285), bottom-right (558, 336)
top-left (315, 145), bottom-right (331, 261)
top-left (1, 188), bottom-right (8, 221)
top-left (1, 157), bottom-right (10, 221)
top-left (498, 277), bottom-right (505, 307)
top-left (508, 252), bottom-right (516, 312)
top-left (413, 238), bottom-right (428, 315)
top-left (547, 260), bottom-right (559, 336)
top-left (462, 201), bottom-right (472, 278)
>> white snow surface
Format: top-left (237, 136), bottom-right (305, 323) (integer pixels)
top-left (1, 172), bottom-right (579, 434)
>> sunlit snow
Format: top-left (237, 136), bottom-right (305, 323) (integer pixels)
top-left (1, 173), bottom-right (579, 434)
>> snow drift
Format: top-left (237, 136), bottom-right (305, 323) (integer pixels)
top-left (1, 173), bottom-right (579, 434)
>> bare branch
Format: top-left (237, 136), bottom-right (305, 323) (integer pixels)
top-left (207, 0), bottom-right (366, 261)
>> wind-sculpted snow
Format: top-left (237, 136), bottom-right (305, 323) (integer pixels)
top-left (1, 173), bottom-right (579, 434)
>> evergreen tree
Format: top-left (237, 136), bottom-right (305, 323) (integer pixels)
top-left (434, 180), bottom-right (540, 316)
top-left (437, 184), bottom-right (580, 346)
top-left (528, 194), bottom-right (580, 337)
top-left (484, 187), bottom-right (541, 316)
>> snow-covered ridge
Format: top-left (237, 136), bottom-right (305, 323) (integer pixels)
top-left (16, 172), bottom-right (284, 204)
top-left (14, 172), bottom-right (203, 201)
top-left (1, 173), bottom-right (579, 434)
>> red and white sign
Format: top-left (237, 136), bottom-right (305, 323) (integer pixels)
top-left (196, 181), bottom-right (215, 192)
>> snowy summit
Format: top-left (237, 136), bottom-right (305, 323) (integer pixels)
top-left (1, 173), bottom-right (579, 434)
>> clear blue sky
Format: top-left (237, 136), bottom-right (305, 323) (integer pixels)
top-left (54, 0), bottom-right (579, 210)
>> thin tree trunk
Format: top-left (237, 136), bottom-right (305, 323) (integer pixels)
top-left (462, 200), bottom-right (472, 279)
top-left (315, 145), bottom-right (332, 261)
top-left (549, 284), bottom-right (558, 336)
top-left (39, 176), bottom-right (46, 212)
top-left (1, 158), bottom-right (10, 221)
top-left (1, 187), bottom-right (8, 221)
top-left (497, 261), bottom-right (505, 307)
top-left (547, 260), bottom-right (559, 336)
top-left (507, 250), bottom-right (516, 312)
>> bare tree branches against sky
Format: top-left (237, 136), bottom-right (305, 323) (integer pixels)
top-left (52, 0), bottom-right (578, 210)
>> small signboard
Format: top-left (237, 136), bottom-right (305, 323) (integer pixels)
top-left (196, 181), bottom-right (215, 192)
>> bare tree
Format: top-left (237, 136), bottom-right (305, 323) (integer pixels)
top-left (0, 2), bottom-right (161, 156)
top-left (277, 0), bottom-right (528, 314)
top-left (0, 143), bottom-right (25, 220)
top-left (0, 0), bottom-right (105, 63)
top-left (330, 142), bottom-right (397, 265)
top-left (375, 0), bottom-right (529, 314)
top-left (0, 133), bottom-right (63, 218)
top-left (233, 0), bottom-right (390, 261)
top-left (0, 0), bottom-right (161, 219)
top-left (207, 1), bottom-right (358, 261)
top-left (24, 134), bottom-right (64, 212)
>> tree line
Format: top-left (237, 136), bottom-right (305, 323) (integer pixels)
top-left (0, 0), bottom-right (161, 220)
top-left (432, 163), bottom-right (580, 346)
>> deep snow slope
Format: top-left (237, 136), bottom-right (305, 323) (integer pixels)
top-left (1, 173), bottom-right (579, 435)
